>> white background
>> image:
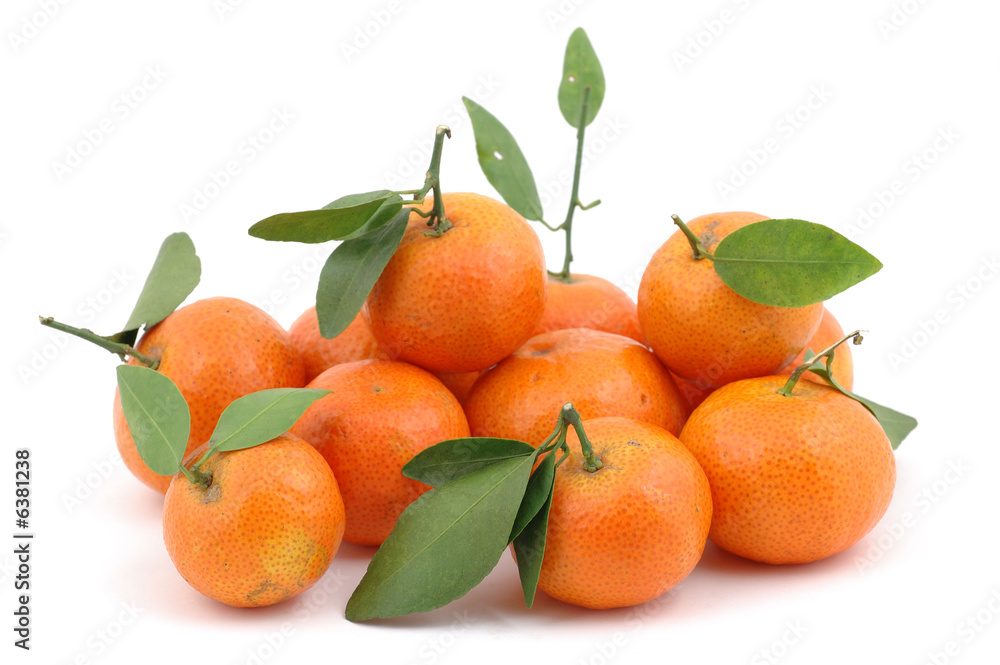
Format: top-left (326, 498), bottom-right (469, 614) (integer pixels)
top-left (4, 1), bottom-right (999, 664)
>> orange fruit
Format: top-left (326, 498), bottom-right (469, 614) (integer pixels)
top-left (679, 376), bottom-right (895, 564)
top-left (432, 369), bottom-right (484, 406)
top-left (162, 433), bottom-right (345, 607)
top-left (537, 417), bottom-right (712, 609)
top-left (669, 308), bottom-right (852, 411)
top-left (364, 192), bottom-right (546, 373)
top-left (534, 273), bottom-right (644, 343)
top-left (778, 307), bottom-right (854, 391)
top-left (637, 212), bottom-right (823, 389)
top-left (464, 328), bottom-right (688, 446)
top-left (671, 371), bottom-right (715, 413)
top-left (291, 359), bottom-right (470, 546)
top-left (288, 306), bottom-right (388, 383)
top-left (113, 297), bottom-right (305, 494)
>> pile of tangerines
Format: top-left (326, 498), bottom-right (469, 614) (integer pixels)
top-left (46, 193), bottom-right (897, 614)
top-left (42, 28), bottom-right (910, 620)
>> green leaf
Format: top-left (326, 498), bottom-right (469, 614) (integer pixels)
top-left (116, 365), bottom-right (190, 476)
top-left (509, 451), bottom-right (556, 543)
top-left (341, 196), bottom-right (407, 240)
top-left (316, 206), bottom-right (410, 339)
top-left (248, 192), bottom-right (397, 244)
top-left (807, 364), bottom-right (918, 450)
top-left (463, 97), bottom-right (544, 222)
top-left (346, 455), bottom-right (534, 621)
top-left (558, 27), bottom-right (606, 128)
top-left (403, 437), bottom-right (535, 487)
top-left (511, 456), bottom-right (556, 608)
top-left (324, 191), bottom-right (393, 208)
top-left (206, 388), bottom-right (331, 454)
top-left (712, 219), bottom-right (883, 307)
top-left (119, 232), bottom-right (201, 340)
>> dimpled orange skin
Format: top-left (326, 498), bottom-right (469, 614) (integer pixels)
top-left (464, 328), bottom-right (688, 447)
top-left (637, 212), bottom-right (823, 390)
top-left (291, 359), bottom-right (470, 546)
top-left (162, 434), bottom-right (345, 608)
top-left (113, 297), bottom-right (305, 494)
top-left (537, 417), bottom-right (712, 610)
top-left (364, 192), bottom-right (546, 373)
top-left (534, 274), bottom-right (644, 343)
top-left (432, 370), bottom-right (484, 407)
top-left (288, 306), bottom-right (388, 383)
top-left (671, 372), bottom-right (716, 413)
top-left (778, 307), bottom-right (855, 391)
top-left (679, 376), bottom-right (895, 564)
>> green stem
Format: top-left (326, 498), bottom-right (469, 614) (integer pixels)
top-left (191, 445), bottom-right (218, 473)
top-left (778, 329), bottom-right (866, 396)
top-left (672, 214), bottom-right (713, 261)
top-left (418, 125), bottom-right (453, 237)
top-left (560, 403), bottom-right (603, 472)
top-left (536, 408), bottom-right (568, 455)
top-left (555, 87), bottom-right (594, 281)
top-left (177, 463), bottom-right (209, 488)
top-left (38, 316), bottom-right (159, 369)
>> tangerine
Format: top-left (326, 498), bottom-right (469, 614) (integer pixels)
top-left (162, 433), bottom-right (345, 607)
top-left (534, 273), bottom-right (644, 343)
top-left (432, 369), bottom-right (484, 407)
top-left (637, 212), bottom-right (823, 389)
top-left (537, 417), bottom-right (712, 609)
top-left (679, 376), bottom-right (895, 564)
top-left (289, 306), bottom-right (387, 383)
top-left (464, 328), bottom-right (687, 446)
top-left (364, 192), bottom-right (546, 373)
top-left (671, 372), bottom-right (715, 413)
top-left (113, 297), bottom-right (305, 493)
top-left (291, 359), bottom-right (470, 546)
